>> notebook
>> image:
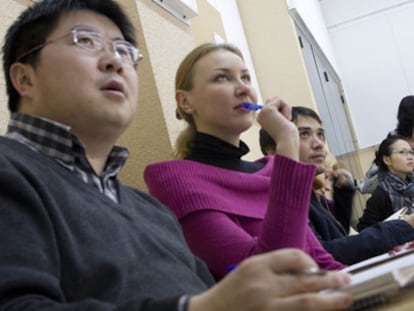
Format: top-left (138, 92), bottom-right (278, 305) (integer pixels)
top-left (336, 241), bottom-right (414, 310)
top-left (384, 207), bottom-right (410, 221)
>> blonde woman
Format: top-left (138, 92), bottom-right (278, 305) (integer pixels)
top-left (144, 43), bottom-right (344, 280)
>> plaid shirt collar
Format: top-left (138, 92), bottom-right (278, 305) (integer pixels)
top-left (6, 113), bottom-right (129, 202)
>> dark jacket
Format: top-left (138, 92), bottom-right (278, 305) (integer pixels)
top-left (308, 190), bottom-right (414, 265)
top-left (332, 185), bottom-right (354, 234)
top-left (357, 187), bottom-right (394, 231)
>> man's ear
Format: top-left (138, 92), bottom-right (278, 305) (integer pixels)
top-left (9, 63), bottom-right (35, 98)
top-left (176, 90), bottom-right (194, 114)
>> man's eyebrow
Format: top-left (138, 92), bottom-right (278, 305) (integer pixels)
top-left (297, 126), bottom-right (325, 132)
top-left (71, 25), bottom-right (125, 41)
top-left (72, 25), bottom-right (97, 31)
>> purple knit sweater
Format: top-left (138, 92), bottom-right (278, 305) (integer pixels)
top-left (144, 155), bottom-right (344, 279)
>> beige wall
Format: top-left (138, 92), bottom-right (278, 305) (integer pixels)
top-left (359, 145), bottom-right (377, 174)
top-left (237, 0), bottom-right (317, 109)
top-left (116, 0), bottom-right (195, 191)
top-left (191, 0), bottom-right (226, 44)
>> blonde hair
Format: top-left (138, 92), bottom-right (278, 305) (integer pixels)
top-left (173, 42), bottom-right (244, 159)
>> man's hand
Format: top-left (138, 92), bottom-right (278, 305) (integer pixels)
top-left (331, 163), bottom-right (355, 190)
top-left (189, 249), bottom-right (352, 311)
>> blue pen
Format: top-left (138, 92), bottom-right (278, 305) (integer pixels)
top-left (242, 102), bottom-right (263, 111)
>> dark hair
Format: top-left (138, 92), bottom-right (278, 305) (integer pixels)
top-left (396, 95), bottom-right (414, 138)
top-left (259, 106), bottom-right (322, 155)
top-left (259, 128), bottom-right (276, 155)
top-left (375, 135), bottom-right (408, 172)
top-left (2, 0), bottom-right (136, 113)
top-left (291, 106), bottom-right (322, 124)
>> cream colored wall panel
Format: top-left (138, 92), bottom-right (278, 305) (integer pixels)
top-left (135, 0), bottom-right (194, 147)
top-left (191, 0), bottom-right (226, 44)
top-left (236, 0), bottom-right (316, 109)
top-left (117, 0), bottom-right (195, 190)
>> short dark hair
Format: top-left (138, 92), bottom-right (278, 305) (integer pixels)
top-left (291, 106), bottom-right (322, 124)
top-left (396, 95), bottom-right (414, 138)
top-left (259, 106), bottom-right (323, 155)
top-left (2, 0), bottom-right (136, 113)
top-left (259, 128), bottom-right (276, 155)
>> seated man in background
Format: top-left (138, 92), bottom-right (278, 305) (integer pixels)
top-left (0, 0), bottom-right (353, 310)
top-left (260, 125), bottom-right (354, 234)
top-left (259, 106), bottom-right (414, 265)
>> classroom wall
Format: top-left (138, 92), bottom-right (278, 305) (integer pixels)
top-left (237, 0), bottom-right (317, 112)
top-left (287, 0), bottom-right (339, 71)
top-left (320, 0), bottom-right (414, 150)
top-left (116, 0), bottom-right (193, 191)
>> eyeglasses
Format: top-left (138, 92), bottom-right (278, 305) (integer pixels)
top-left (15, 27), bottom-right (143, 66)
top-left (391, 149), bottom-right (414, 157)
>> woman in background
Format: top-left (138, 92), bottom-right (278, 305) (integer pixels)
top-left (144, 43), bottom-right (344, 280)
top-left (358, 95), bottom-right (414, 193)
top-left (357, 135), bottom-right (414, 231)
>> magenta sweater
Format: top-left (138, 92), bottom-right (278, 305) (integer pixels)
top-left (144, 155), bottom-right (344, 278)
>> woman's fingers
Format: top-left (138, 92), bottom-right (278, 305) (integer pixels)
top-left (263, 96), bottom-right (292, 120)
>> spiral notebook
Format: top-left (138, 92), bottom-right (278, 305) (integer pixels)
top-left (337, 241), bottom-right (414, 310)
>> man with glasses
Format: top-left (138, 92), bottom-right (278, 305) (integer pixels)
top-left (259, 106), bottom-right (414, 265)
top-left (0, 1), bottom-right (353, 311)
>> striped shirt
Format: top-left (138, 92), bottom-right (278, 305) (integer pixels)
top-left (6, 113), bottom-right (128, 203)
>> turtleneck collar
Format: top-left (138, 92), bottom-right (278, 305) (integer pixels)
top-left (185, 132), bottom-right (265, 173)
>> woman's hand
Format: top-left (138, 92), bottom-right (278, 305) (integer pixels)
top-left (257, 97), bottom-right (300, 160)
top-left (189, 249), bottom-right (352, 311)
